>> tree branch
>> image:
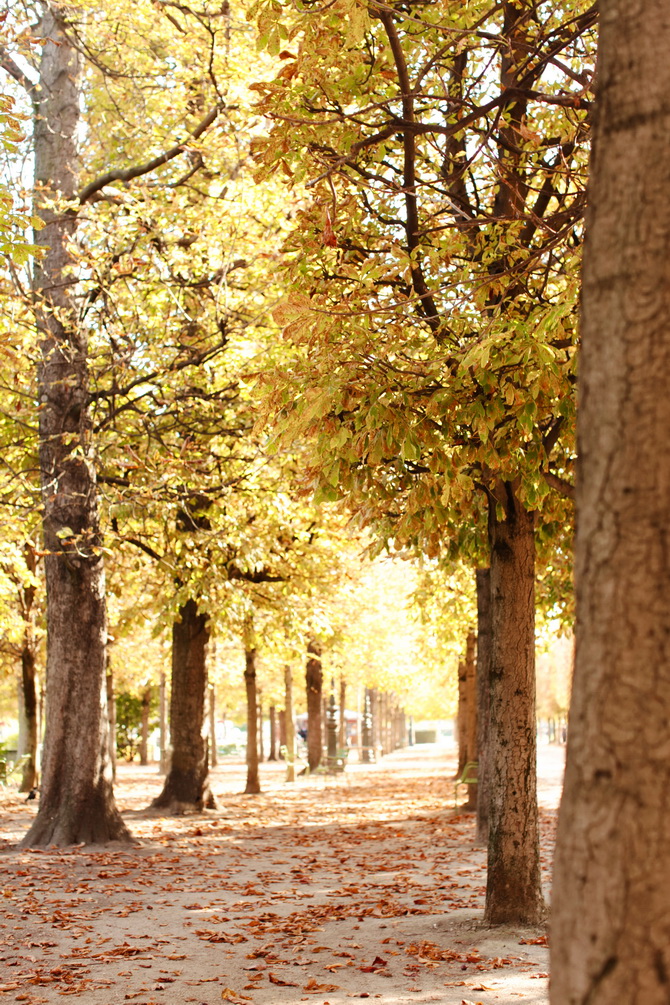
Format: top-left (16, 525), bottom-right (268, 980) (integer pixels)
top-left (78, 104), bottom-right (222, 205)
top-left (119, 535), bottom-right (164, 563)
top-left (542, 416), bottom-right (565, 459)
top-left (227, 563), bottom-right (285, 583)
top-left (0, 47), bottom-right (38, 99)
top-left (375, 7), bottom-right (443, 340)
top-left (543, 470), bottom-right (574, 500)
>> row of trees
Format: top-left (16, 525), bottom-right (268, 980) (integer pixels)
top-left (4, 3), bottom-right (658, 995)
top-left (249, 0), bottom-right (591, 925)
top-left (0, 0), bottom-right (583, 921)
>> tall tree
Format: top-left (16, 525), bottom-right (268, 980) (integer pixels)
top-left (151, 598), bottom-right (214, 811)
top-left (552, 4), bottom-right (670, 1000)
top-left (18, 6), bottom-right (129, 846)
top-left (253, 0), bottom-right (592, 922)
top-left (475, 567), bottom-right (492, 846)
top-left (305, 637), bottom-right (323, 772)
top-left (243, 617), bottom-right (260, 795)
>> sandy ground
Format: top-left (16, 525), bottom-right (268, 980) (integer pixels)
top-left (0, 743), bottom-right (565, 1005)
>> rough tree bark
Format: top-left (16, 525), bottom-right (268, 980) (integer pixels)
top-left (484, 482), bottom-right (544, 925)
top-left (244, 644), bottom-right (260, 794)
top-left (475, 568), bottom-right (492, 846)
top-left (552, 6), bottom-right (670, 1000)
top-left (21, 7), bottom-right (128, 847)
top-left (151, 600), bottom-right (214, 812)
top-left (305, 639), bottom-right (323, 772)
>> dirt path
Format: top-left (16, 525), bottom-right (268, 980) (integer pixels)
top-left (0, 744), bottom-right (564, 1005)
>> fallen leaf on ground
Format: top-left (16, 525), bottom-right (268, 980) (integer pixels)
top-left (304, 977), bottom-right (340, 991)
top-left (220, 988), bottom-right (252, 1003)
top-left (268, 973), bottom-right (299, 986)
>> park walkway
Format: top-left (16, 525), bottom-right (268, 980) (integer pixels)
top-left (0, 743), bottom-right (563, 1004)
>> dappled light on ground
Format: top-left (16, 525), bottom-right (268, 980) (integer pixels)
top-left (0, 744), bottom-right (562, 1003)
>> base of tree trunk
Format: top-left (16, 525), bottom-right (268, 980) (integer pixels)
top-left (244, 779), bottom-right (261, 795)
top-left (149, 795), bottom-right (216, 815)
top-left (150, 773), bottom-right (216, 814)
top-left (21, 788), bottom-right (131, 847)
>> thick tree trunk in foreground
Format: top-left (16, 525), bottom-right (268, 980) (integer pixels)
top-left (484, 483), bottom-right (544, 925)
top-left (475, 568), bottom-right (492, 846)
top-left (305, 639), bottom-right (323, 771)
top-left (552, 9), bottom-right (670, 1000)
top-left (22, 9), bottom-right (128, 847)
top-left (151, 600), bottom-right (214, 812)
top-left (244, 646), bottom-right (260, 794)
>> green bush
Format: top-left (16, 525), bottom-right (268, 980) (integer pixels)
top-left (116, 690), bottom-right (158, 762)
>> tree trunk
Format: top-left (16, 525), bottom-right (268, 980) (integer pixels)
top-left (139, 686), bottom-right (151, 766)
top-left (475, 567), bottom-right (492, 846)
top-left (159, 671), bottom-right (168, 773)
top-left (257, 694), bottom-right (264, 762)
top-left (244, 645), bottom-right (260, 794)
top-left (284, 665), bottom-right (296, 782)
top-left (552, 8), bottom-right (670, 999)
top-left (278, 709), bottom-right (286, 756)
top-left (322, 694), bottom-right (328, 751)
top-left (106, 668), bottom-right (116, 782)
top-left (484, 482), bottom-right (544, 925)
top-left (22, 9), bottom-right (128, 847)
top-left (305, 639), bottom-right (323, 771)
top-left (338, 678), bottom-right (346, 748)
top-left (268, 705), bottom-right (277, 760)
top-left (19, 642), bottom-right (39, 793)
top-left (151, 600), bottom-right (214, 812)
top-left (18, 542), bottom-right (39, 793)
top-left (209, 685), bottom-right (217, 767)
top-left (464, 631), bottom-right (478, 810)
top-left (456, 660), bottom-right (467, 776)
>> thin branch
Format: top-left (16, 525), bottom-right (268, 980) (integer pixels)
top-left (375, 6), bottom-right (442, 339)
top-left (78, 104), bottom-right (222, 205)
top-left (119, 536), bottom-right (164, 563)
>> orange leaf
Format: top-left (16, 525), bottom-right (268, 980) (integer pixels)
top-left (269, 972), bottom-right (299, 986)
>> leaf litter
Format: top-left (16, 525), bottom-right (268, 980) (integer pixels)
top-left (0, 745), bottom-right (560, 1003)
